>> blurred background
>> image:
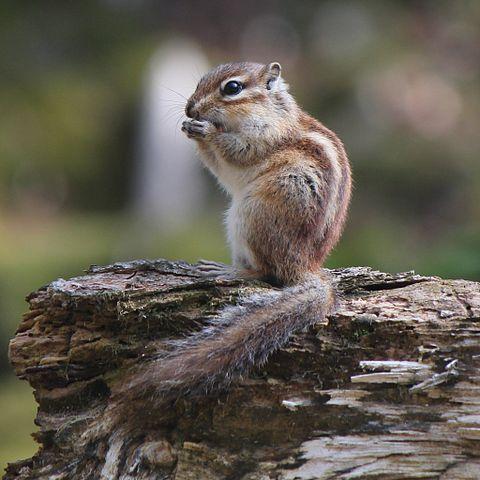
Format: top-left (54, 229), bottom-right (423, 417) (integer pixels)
top-left (1, 0), bottom-right (479, 470)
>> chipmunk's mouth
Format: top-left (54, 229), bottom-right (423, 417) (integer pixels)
top-left (198, 115), bottom-right (226, 132)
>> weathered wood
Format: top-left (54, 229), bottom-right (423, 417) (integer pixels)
top-left (5, 259), bottom-right (480, 479)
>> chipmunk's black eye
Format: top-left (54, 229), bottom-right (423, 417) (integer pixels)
top-left (222, 80), bottom-right (243, 96)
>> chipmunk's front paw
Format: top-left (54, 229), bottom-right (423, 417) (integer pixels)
top-left (182, 119), bottom-right (215, 139)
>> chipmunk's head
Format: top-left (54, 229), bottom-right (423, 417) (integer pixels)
top-left (185, 62), bottom-right (295, 133)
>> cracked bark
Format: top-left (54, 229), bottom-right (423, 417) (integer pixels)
top-left (5, 259), bottom-right (480, 479)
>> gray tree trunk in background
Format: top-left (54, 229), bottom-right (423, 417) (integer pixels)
top-left (133, 40), bottom-right (209, 228)
top-left (5, 260), bottom-right (480, 479)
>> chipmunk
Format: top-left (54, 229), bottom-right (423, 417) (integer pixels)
top-left (120, 61), bottom-right (351, 404)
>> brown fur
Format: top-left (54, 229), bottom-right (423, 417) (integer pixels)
top-left (112, 63), bottom-right (352, 430)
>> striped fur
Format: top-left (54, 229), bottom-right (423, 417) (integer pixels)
top-left (116, 63), bottom-right (352, 417)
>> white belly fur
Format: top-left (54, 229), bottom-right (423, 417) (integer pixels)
top-left (225, 196), bottom-right (258, 271)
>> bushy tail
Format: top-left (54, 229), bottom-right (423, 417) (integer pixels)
top-left (116, 275), bottom-right (335, 404)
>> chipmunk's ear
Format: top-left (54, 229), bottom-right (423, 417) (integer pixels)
top-left (265, 62), bottom-right (282, 90)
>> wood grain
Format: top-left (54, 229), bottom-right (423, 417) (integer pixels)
top-left (5, 260), bottom-right (480, 479)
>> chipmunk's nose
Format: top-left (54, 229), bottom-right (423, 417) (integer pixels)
top-left (185, 100), bottom-right (196, 118)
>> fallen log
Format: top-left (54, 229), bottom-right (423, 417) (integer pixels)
top-left (5, 259), bottom-right (480, 479)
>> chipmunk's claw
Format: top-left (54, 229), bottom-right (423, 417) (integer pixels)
top-left (182, 119), bottom-right (214, 139)
top-left (196, 259), bottom-right (236, 279)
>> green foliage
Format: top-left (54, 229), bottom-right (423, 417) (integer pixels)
top-left (1, 0), bottom-right (480, 469)
top-left (0, 376), bottom-right (37, 474)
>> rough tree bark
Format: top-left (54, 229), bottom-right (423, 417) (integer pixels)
top-left (5, 259), bottom-right (480, 479)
